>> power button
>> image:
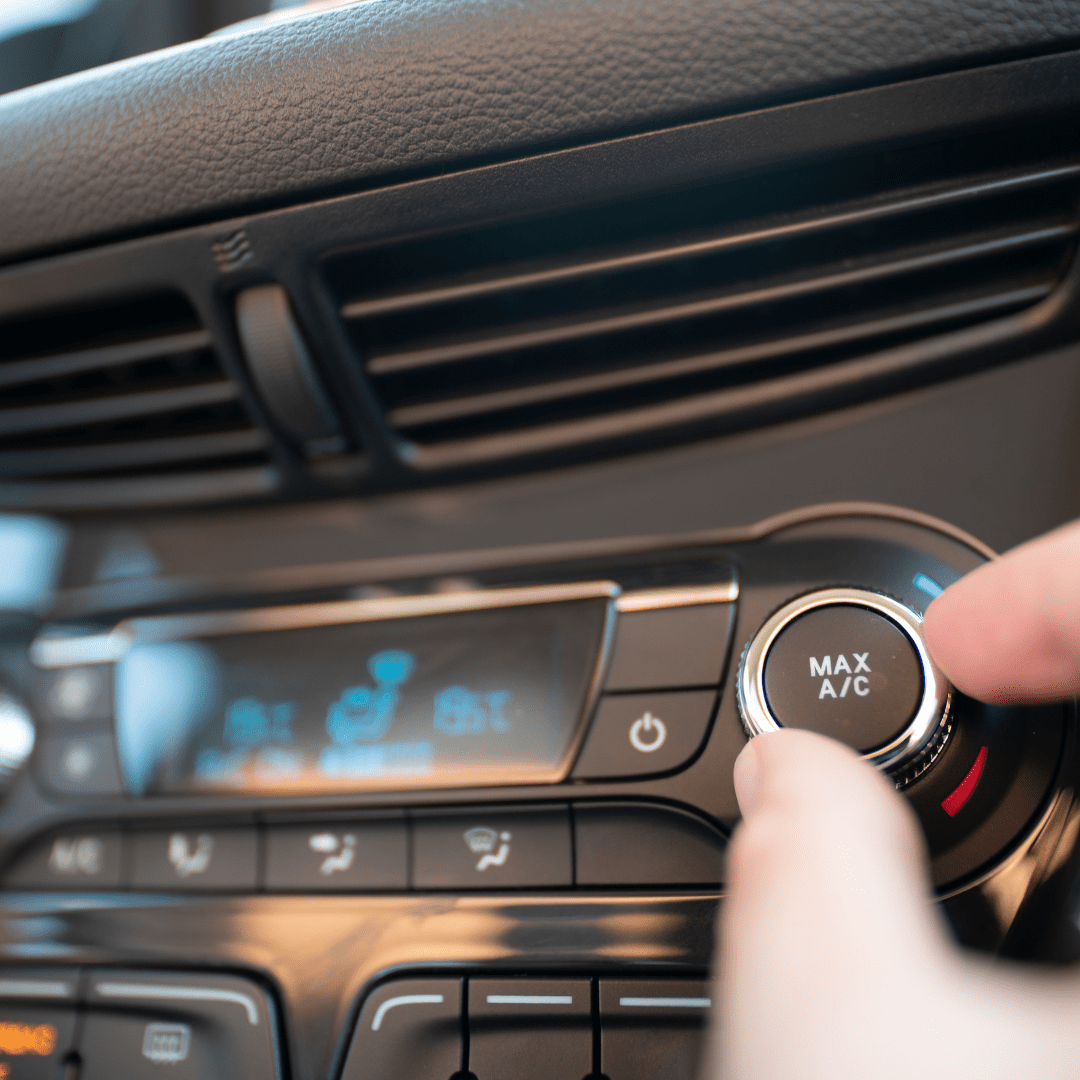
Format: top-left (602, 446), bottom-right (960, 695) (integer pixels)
top-left (573, 691), bottom-right (716, 779)
top-left (628, 713), bottom-right (667, 753)
top-left (738, 589), bottom-right (951, 782)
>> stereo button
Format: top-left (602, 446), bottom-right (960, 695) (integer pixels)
top-left (341, 979), bottom-right (462, 1080)
top-left (469, 979), bottom-right (590, 1080)
top-left (599, 979), bottom-right (711, 1080)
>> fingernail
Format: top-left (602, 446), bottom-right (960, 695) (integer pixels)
top-left (733, 739), bottom-right (761, 818)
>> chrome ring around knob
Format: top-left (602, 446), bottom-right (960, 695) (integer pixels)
top-left (737, 587), bottom-right (951, 777)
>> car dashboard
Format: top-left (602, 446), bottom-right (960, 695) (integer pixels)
top-left (1, 3), bottom-right (1080, 1080)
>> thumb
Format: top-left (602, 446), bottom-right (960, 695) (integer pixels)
top-left (714, 729), bottom-right (1080, 1080)
top-left (716, 729), bottom-right (951, 1080)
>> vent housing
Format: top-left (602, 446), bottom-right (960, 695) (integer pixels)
top-left (0, 293), bottom-right (275, 506)
top-left (331, 124), bottom-right (1080, 469)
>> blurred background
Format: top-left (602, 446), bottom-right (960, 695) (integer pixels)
top-left (0, 0), bottom-right (352, 94)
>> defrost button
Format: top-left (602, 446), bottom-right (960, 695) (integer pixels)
top-left (81, 971), bottom-right (277, 1080)
top-left (411, 807), bottom-right (572, 889)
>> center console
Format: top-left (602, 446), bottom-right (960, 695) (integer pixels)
top-left (0, 503), bottom-right (1073, 1080)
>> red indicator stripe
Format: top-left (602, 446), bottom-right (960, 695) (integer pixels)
top-left (941, 745), bottom-right (987, 817)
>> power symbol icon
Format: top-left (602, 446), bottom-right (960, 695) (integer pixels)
top-left (629, 712), bottom-right (667, 753)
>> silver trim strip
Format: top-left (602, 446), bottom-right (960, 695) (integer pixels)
top-left (486, 995), bottom-right (574, 1005)
top-left (618, 996), bottom-right (712, 1008)
top-left (94, 982), bottom-right (260, 1025)
top-left (737, 587), bottom-right (951, 773)
top-left (31, 581), bottom-right (621, 667)
top-left (0, 979), bottom-right (73, 999)
top-left (615, 581), bottom-right (738, 612)
top-left (371, 994), bottom-right (443, 1031)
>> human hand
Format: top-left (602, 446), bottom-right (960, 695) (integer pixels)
top-left (713, 518), bottom-right (1080, 1080)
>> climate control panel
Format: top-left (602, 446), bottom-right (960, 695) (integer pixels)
top-left (0, 504), bottom-right (1074, 1080)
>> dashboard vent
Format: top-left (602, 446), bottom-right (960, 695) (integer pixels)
top-left (0, 293), bottom-right (276, 505)
top-left (334, 151), bottom-right (1079, 468)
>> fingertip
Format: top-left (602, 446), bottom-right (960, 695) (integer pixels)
top-left (924, 521), bottom-right (1080, 703)
top-left (732, 739), bottom-right (761, 818)
top-left (730, 729), bottom-right (925, 860)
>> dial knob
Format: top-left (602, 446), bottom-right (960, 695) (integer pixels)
top-left (0, 690), bottom-right (35, 793)
top-left (737, 588), bottom-right (951, 784)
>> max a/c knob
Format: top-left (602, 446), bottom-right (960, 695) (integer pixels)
top-left (737, 588), bottom-right (951, 784)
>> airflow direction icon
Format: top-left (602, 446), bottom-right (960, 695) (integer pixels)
top-left (212, 230), bottom-right (253, 270)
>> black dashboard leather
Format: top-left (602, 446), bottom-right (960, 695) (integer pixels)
top-left (3, 0), bottom-right (1080, 266)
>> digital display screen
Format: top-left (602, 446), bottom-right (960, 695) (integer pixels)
top-left (113, 598), bottom-right (608, 795)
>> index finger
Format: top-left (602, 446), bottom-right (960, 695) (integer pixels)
top-left (923, 518), bottom-right (1080, 704)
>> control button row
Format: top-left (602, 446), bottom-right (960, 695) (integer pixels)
top-left (345, 975), bottom-right (711, 1080)
top-left (4, 803), bottom-right (725, 892)
top-left (0, 967), bottom-right (277, 1080)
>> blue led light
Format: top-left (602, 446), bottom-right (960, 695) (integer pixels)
top-left (433, 687), bottom-right (513, 736)
top-left (326, 650), bottom-right (417, 745)
top-left (913, 573), bottom-right (944, 599)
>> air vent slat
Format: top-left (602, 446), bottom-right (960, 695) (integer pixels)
top-left (0, 467), bottom-right (278, 511)
top-left (0, 292), bottom-right (275, 499)
top-left (0, 381), bottom-right (239, 438)
top-left (411, 313), bottom-right (1021, 469)
top-left (387, 283), bottom-right (1051, 429)
top-left (0, 329), bottom-right (213, 390)
top-left (365, 222), bottom-right (1073, 376)
top-left (331, 135), bottom-right (1080, 467)
top-left (341, 164), bottom-right (1080, 321)
top-left (0, 428), bottom-right (270, 479)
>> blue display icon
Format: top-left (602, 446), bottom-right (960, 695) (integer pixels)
top-left (196, 696), bottom-right (299, 785)
top-left (326, 650), bottom-right (416, 745)
top-left (433, 686), bottom-right (513, 735)
top-left (223, 698), bottom-right (296, 747)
